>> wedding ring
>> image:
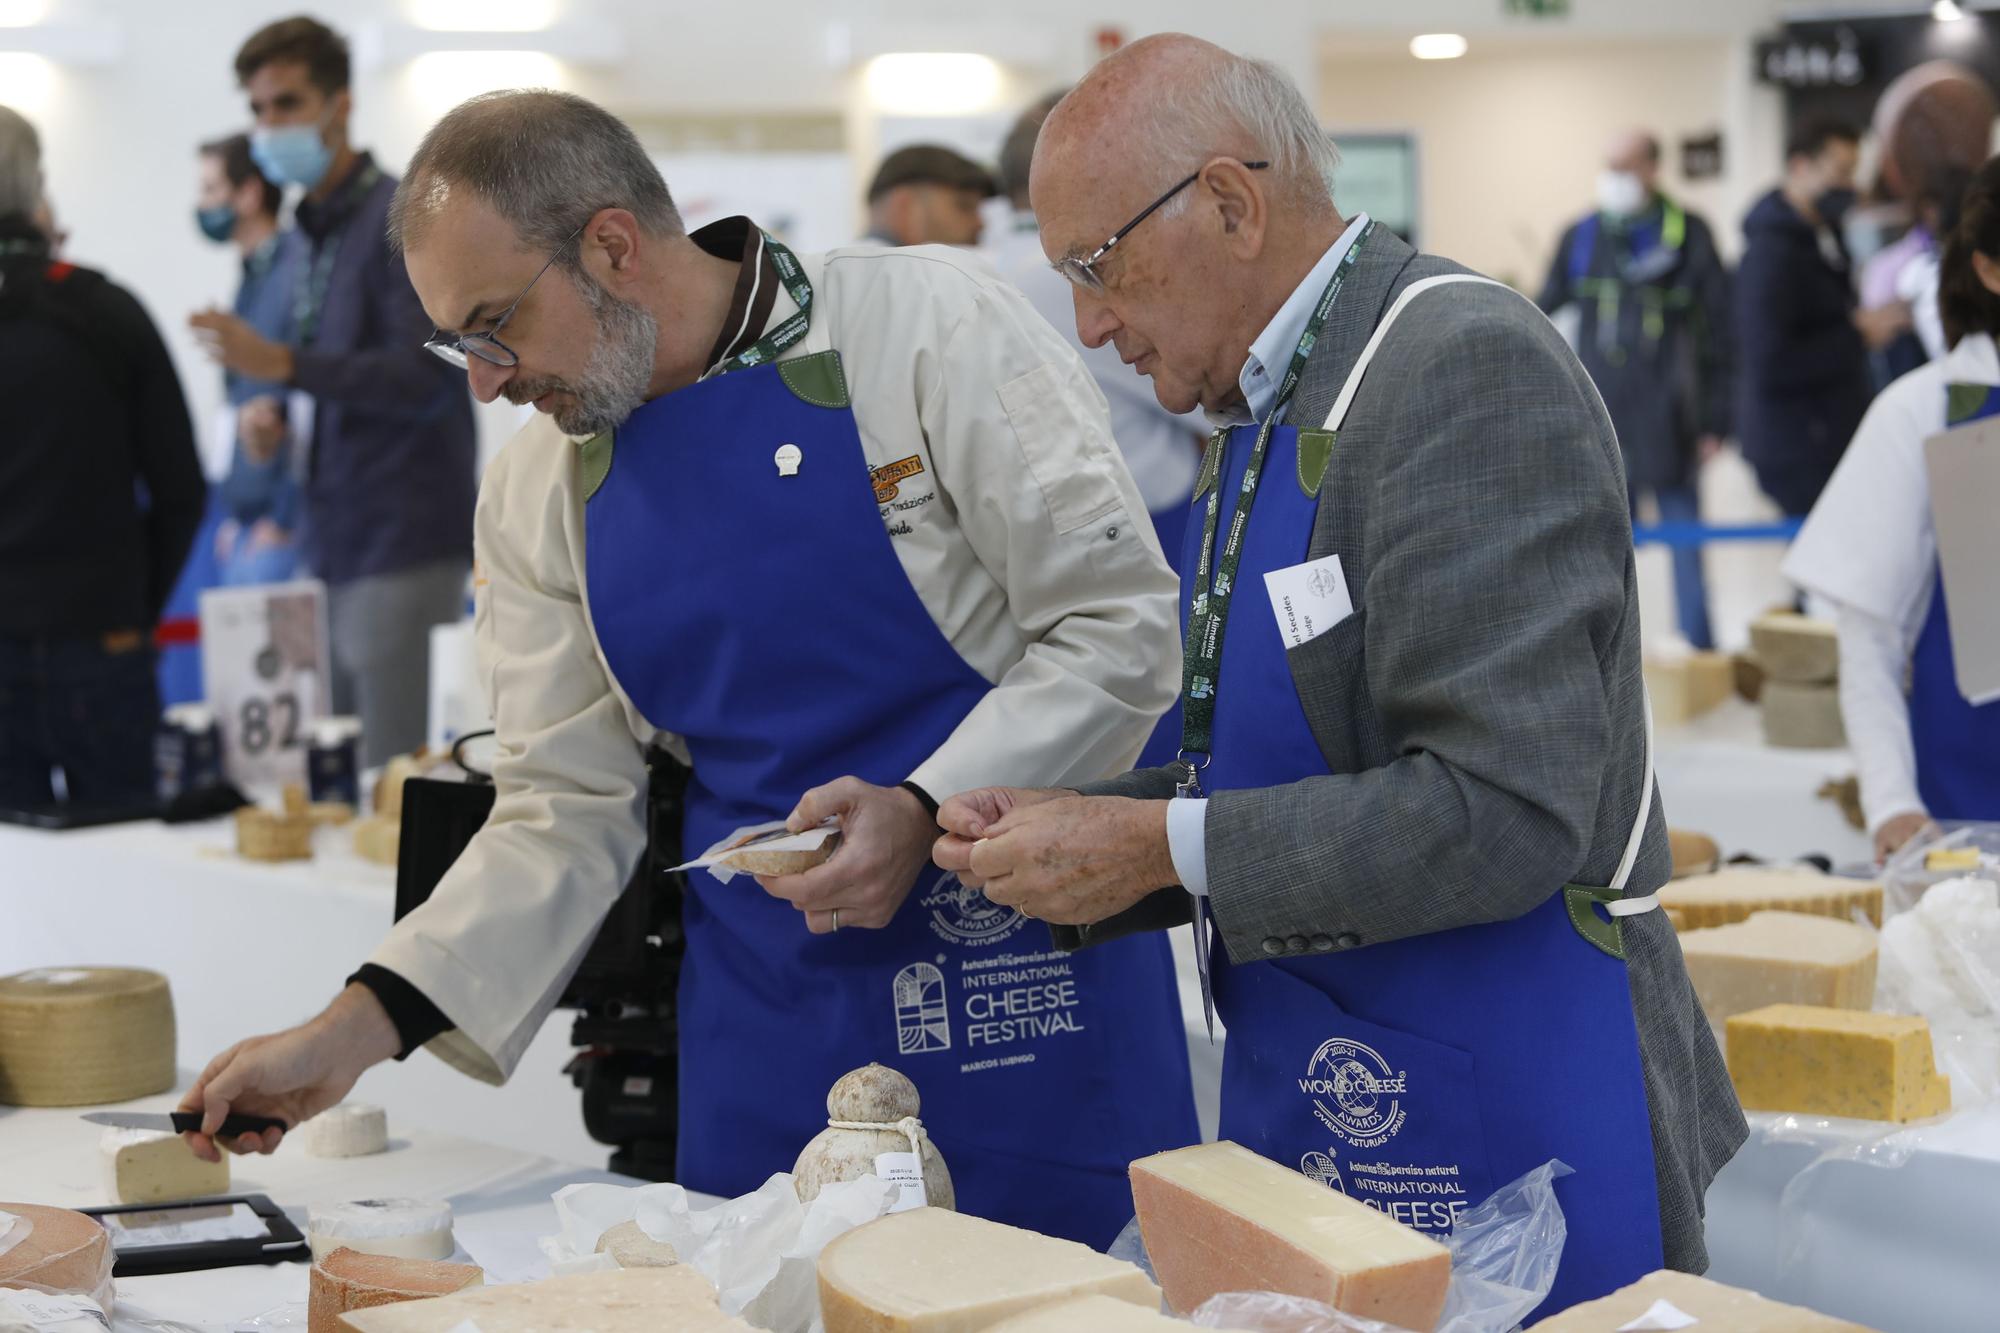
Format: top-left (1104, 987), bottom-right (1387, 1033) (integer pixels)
top-left (831, 908), bottom-right (842, 931)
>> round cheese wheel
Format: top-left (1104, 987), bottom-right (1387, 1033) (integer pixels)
top-left (307, 1199), bottom-right (454, 1263)
top-left (0, 1203), bottom-right (114, 1308)
top-left (301, 1103), bottom-right (390, 1159)
top-left (308, 1247), bottom-right (482, 1333)
top-left (0, 968), bottom-right (175, 1107)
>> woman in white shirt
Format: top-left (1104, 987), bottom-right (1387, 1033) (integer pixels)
top-left (1786, 155), bottom-right (2000, 860)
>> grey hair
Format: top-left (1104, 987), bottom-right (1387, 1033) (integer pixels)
top-left (0, 104), bottom-right (42, 222)
top-left (388, 89), bottom-right (682, 260)
top-left (1151, 55), bottom-right (1339, 218)
top-left (999, 89), bottom-right (1068, 207)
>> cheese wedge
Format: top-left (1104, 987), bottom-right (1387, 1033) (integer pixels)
top-left (1659, 867), bottom-right (1882, 930)
top-left (1524, 1268), bottom-right (1881, 1330)
top-left (309, 1249), bottom-right (481, 1333)
top-left (817, 1206), bottom-right (1159, 1333)
top-left (99, 1127), bottom-right (230, 1205)
top-left (1726, 1004), bottom-right (1951, 1122)
top-left (1129, 1141), bottom-right (1450, 1332)
top-left (985, 1295), bottom-right (1186, 1330)
top-left (1678, 911), bottom-right (1877, 1030)
top-left (337, 1266), bottom-right (754, 1331)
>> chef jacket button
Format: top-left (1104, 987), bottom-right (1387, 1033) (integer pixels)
top-left (1286, 934), bottom-right (1310, 954)
top-left (1310, 933), bottom-right (1336, 952)
top-left (1261, 936), bottom-right (1285, 956)
top-left (1106, 524), bottom-right (1120, 540)
top-left (1336, 932), bottom-right (1361, 949)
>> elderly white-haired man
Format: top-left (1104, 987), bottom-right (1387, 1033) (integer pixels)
top-left (935, 34), bottom-right (1745, 1318)
top-left (176, 87), bottom-right (1198, 1248)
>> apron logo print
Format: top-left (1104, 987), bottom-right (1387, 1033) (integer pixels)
top-left (1300, 1037), bottom-right (1408, 1148)
top-left (774, 443), bottom-right (803, 477)
top-left (1300, 1150), bottom-right (1346, 1195)
top-left (1306, 566), bottom-right (1343, 600)
top-left (920, 871), bottom-right (1027, 947)
top-left (893, 962), bottom-right (951, 1053)
top-left (871, 454), bottom-right (927, 503)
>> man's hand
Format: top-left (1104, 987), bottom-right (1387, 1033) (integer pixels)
top-left (755, 778), bottom-right (937, 934)
top-left (191, 309), bottom-right (295, 384)
top-left (177, 983), bottom-right (401, 1162)
top-left (933, 786), bottom-right (1070, 889)
top-left (238, 397), bottom-right (287, 463)
top-left (958, 794), bottom-right (1177, 927)
top-left (245, 518), bottom-right (293, 552)
top-left (1854, 302), bottom-right (1914, 351)
top-left (1874, 809), bottom-right (1936, 864)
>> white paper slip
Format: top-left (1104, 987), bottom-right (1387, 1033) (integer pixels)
top-left (673, 820), bottom-right (840, 881)
top-left (1617, 1299), bottom-right (1700, 1331)
top-left (873, 1152), bottom-right (928, 1213)
top-left (1263, 553), bottom-right (1354, 649)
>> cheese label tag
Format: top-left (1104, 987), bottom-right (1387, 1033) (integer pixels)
top-left (1263, 554), bottom-right (1353, 649)
top-left (874, 1152), bottom-right (927, 1212)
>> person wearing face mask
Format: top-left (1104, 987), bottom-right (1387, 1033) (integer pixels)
top-left (175, 90), bottom-right (1197, 1249)
top-left (1735, 118), bottom-right (1910, 518)
top-left (1539, 130), bottom-right (1733, 650)
top-left (189, 16), bottom-right (475, 766)
top-left (193, 133), bottom-right (302, 587)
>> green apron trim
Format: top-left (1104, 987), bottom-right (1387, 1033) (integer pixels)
top-left (1296, 429), bottom-right (1335, 498)
top-left (1194, 428), bottom-right (1225, 501)
top-left (1946, 382), bottom-right (1994, 427)
top-left (578, 430), bottom-right (614, 502)
top-left (777, 349), bottom-right (851, 409)
top-left (1563, 885), bottom-right (1627, 960)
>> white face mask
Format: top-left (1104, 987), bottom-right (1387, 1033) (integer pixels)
top-left (1596, 170), bottom-right (1648, 217)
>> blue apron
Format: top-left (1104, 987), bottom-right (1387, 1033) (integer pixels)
top-left (582, 345), bottom-right (1197, 1247)
top-left (1191, 277), bottom-right (1664, 1319)
top-left (1908, 385), bottom-right (2000, 820)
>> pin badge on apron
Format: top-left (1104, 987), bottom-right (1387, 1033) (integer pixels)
top-left (775, 443), bottom-right (803, 476)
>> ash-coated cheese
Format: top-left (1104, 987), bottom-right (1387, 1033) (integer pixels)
top-left (1659, 867), bottom-right (1883, 930)
top-left (308, 1248), bottom-right (481, 1333)
top-left (817, 1206), bottom-right (1159, 1333)
top-left (98, 1127), bottom-right (230, 1204)
top-left (1524, 1268), bottom-right (1881, 1330)
top-left (1726, 1004), bottom-right (1951, 1122)
top-left (1130, 1141), bottom-right (1450, 1331)
top-left (336, 1266), bottom-right (755, 1331)
top-left (1678, 911), bottom-right (1877, 1030)
top-left (307, 1200), bottom-right (454, 1263)
top-left (301, 1104), bottom-right (389, 1159)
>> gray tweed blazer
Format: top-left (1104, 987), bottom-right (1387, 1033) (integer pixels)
top-left (1057, 228), bottom-right (1746, 1271)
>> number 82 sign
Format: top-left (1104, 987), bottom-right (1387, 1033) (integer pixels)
top-left (198, 580), bottom-right (332, 797)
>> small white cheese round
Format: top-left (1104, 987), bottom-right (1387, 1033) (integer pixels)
top-left (306, 1197), bottom-right (454, 1262)
top-left (299, 1103), bottom-right (389, 1159)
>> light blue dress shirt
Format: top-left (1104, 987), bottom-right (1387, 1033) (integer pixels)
top-left (1166, 213), bottom-right (1371, 898)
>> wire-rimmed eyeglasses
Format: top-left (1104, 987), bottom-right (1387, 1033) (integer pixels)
top-left (1052, 160), bottom-right (1269, 292)
top-left (424, 219), bottom-right (590, 369)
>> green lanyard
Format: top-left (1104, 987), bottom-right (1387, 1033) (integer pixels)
top-left (705, 231), bottom-right (814, 377)
top-left (1177, 220), bottom-right (1375, 797)
top-left (293, 162), bottom-right (382, 347)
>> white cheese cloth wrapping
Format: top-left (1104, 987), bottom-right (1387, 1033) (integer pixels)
top-left (671, 821), bottom-right (841, 884)
top-left (1874, 873), bottom-right (2000, 1106)
top-left (538, 1173), bottom-right (897, 1333)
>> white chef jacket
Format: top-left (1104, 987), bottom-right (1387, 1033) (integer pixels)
top-left (979, 213), bottom-right (1204, 513)
top-left (370, 239), bottom-right (1181, 1084)
top-left (1784, 332), bottom-right (2000, 833)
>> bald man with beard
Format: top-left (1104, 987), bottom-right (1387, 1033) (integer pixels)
top-left (935, 34), bottom-right (1744, 1318)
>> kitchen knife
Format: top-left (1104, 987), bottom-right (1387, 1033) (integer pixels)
top-left (82, 1110), bottom-right (288, 1138)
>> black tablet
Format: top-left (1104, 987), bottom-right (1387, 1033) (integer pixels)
top-left (79, 1193), bottom-right (307, 1277)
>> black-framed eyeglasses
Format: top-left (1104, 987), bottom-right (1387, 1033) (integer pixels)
top-left (424, 219), bottom-right (589, 369)
top-left (1053, 160), bottom-right (1269, 292)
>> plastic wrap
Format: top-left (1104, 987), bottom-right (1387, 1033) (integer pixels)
top-left (1872, 873), bottom-right (2000, 1107)
top-left (1879, 820), bottom-right (2000, 916)
top-left (538, 1171), bottom-right (897, 1333)
top-left (1116, 1159), bottom-right (1570, 1333)
top-left (0, 1211), bottom-right (115, 1317)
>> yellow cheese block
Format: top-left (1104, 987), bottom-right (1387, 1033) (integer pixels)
top-left (1926, 846), bottom-right (1983, 872)
top-left (1524, 1268), bottom-right (1881, 1330)
top-left (1725, 1004), bottom-right (1951, 1122)
top-left (1678, 911), bottom-right (1877, 1030)
top-left (1659, 867), bottom-right (1882, 930)
top-left (1645, 653), bottom-right (1736, 727)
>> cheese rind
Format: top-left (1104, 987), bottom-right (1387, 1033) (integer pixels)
top-left (1750, 612), bottom-right (1840, 684)
top-left (1524, 1268), bottom-right (1881, 1330)
top-left (1726, 1004), bottom-right (1952, 1122)
top-left (307, 1200), bottom-right (454, 1262)
top-left (336, 1266), bottom-right (755, 1331)
top-left (98, 1127), bottom-right (230, 1204)
top-left (301, 1104), bottom-right (390, 1159)
top-left (1129, 1141), bottom-right (1450, 1332)
top-left (984, 1295), bottom-right (1186, 1330)
top-left (1658, 867), bottom-right (1883, 930)
top-left (308, 1248), bottom-right (481, 1333)
top-left (0, 1202), bottom-right (113, 1305)
top-left (0, 967), bottom-right (175, 1107)
top-left (1679, 911), bottom-right (1878, 1030)
top-left (817, 1206), bottom-right (1160, 1333)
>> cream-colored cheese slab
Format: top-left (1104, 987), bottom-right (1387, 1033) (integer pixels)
top-left (337, 1266), bottom-right (753, 1331)
top-left (1679, 910), bottom-right (1877, 1030)
top-left (1525, 1268), bottom-right (1881, 1330)
top-left (98, 1127), bottom-right (230, 1204)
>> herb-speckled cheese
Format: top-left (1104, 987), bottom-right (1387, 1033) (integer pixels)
top-left (1725, 1004), bottom-right (1951, 1122)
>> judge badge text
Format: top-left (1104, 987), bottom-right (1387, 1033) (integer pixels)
top-left (1263, 553), bottom-right (1353, 648)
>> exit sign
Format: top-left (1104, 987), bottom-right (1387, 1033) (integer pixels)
top-left (1505, 0), bottom-right (1571, 15)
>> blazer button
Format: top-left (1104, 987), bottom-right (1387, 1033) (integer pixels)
top-left (1336, 932), bottom-right (1362, 949)
top-left (1286, 934), bottom-right (1310, 954)
top-left (1310, 934), bottom-right (1336, 952)
top-left (1261, 937), bottom-right (1285, 956)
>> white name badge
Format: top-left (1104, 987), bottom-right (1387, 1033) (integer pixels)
top-left (197, 579), bottom-right (332, 798)
top-left (1263, 554), bottom-right (1354, 648)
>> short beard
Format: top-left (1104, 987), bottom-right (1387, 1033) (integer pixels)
top-left (508, 268), bottom-right (658, 437)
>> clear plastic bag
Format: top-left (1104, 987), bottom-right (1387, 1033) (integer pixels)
top-left (1124, 1159), bottom-right (1572, 1333)
top-left (0, 1209), bottom-right (116, 1316)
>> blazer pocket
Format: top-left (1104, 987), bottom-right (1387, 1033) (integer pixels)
top-left (1283, 608), bottom-right (1392, 772)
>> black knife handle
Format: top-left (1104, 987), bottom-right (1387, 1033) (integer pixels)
top-left (168, 1110), bottom-right (288, 1137)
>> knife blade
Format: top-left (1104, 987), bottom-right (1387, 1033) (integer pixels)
top-left (82, 1110), bottom-right (288, 1138)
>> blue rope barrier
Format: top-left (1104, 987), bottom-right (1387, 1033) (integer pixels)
top-left (1632, 518), bottom-right (1803, 549)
